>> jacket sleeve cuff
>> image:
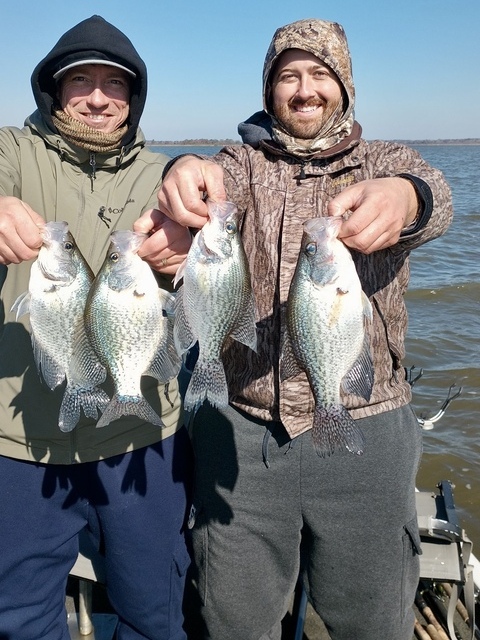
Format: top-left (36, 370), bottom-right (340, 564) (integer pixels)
top-left (397, 173), bottom-right (433, 237)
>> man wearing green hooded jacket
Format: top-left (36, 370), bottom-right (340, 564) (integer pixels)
top-left (0, 15), bottom-right (192, 640)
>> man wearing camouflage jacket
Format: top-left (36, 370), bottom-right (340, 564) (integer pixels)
top-left (152, 18), bottom-right (453, 640)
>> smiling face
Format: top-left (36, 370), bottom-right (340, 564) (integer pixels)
top-left (57, 64), bottom-right (130, 133)
top-left (270, 49), bottom-right (343, 140)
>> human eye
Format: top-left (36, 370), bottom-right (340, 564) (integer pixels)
top-left (313, 68), bottom-right (330, 79)
top-left (277, 71), bottom-right (297, 83)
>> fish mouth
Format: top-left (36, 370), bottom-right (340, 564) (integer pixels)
top-left (110, 230), bottom-right (148, 254)
top-left (41, 221), bottom-right (69, 247)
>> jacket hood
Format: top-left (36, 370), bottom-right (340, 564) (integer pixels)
top-left (263, 18), bottom-right (355, 116)
top-left (255, 19), bottom-right (356, 157)
top-left (31, 15), bottom-right (147, 148)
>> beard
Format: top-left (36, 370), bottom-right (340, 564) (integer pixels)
top-left (273, 96), bottom-right (342, 140)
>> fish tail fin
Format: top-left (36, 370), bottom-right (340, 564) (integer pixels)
top-left (184, 358), bottom-right (228, 413)
top-left (312, 404), bottom-right (365, 457)
top-left (95, 394), bottom-right (164, 429)
top-left (58, 385), bottom-right (110, 433)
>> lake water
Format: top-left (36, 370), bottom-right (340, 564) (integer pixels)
top-left (152, 143), bottom-right (480, 550)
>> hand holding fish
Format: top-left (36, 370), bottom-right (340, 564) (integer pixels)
top-left (157, 156), bottom-right (227, 229)
top-left (327, 177), bottom-right (419, 254)
top-left (134, 208), bottom-right (193, 274)
top-left (0, 196), bottom-right (45, 264)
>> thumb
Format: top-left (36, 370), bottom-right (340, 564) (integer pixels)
top-left (202, 163), bottom-right (227, 203)
top-left (133, 209), bottom-right (165, 235)
top-left (326, 191), bottom-right (354, 218)
top-left (21, 203), bottom-right (45, 249)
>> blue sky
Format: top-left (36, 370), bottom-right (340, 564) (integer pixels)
top-left (1, 0), bottom-right (479, 141)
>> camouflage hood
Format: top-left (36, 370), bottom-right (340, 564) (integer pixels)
top-left (263, 19), bottom-right (355, 157)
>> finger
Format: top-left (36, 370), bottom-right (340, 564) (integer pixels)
top-left (159, 157), bottom-right (225, 228)
top-left (0, 237), bottom-right (39, 264)
top-left (133, 209), bottom-right (163, 235)
top-left (342, 226), bottom-right (396, 254)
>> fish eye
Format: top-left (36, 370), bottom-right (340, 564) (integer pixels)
top-left (225, 220), bottom-right (237, 235)
top-left (305, 242), bottom-right (317, 256)
top-left (109, 252), bottom-right (119, 262)
top-left (64, 241), bottom-right (74, 251)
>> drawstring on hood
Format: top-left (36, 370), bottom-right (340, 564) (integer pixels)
top-left (239, 19), bottom-right (357, 159)
top-left (30, 15), bottom-right (148, 149)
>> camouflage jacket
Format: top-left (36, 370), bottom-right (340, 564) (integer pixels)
top-left (214, 132), bottom-right (453, 438)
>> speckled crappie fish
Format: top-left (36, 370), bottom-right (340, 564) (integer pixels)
top-left (174, 199), bottom-right (257, 412)
top-left (84, 230), bottom-right (180, 429)
top-left (282, 216), bottom-right (374, 457)
top-left (11, 221), bottom-right (109, 432)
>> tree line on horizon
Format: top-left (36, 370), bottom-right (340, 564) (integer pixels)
top-left (146, 138), bottom-right (240, 146)
top-left (147, 137), bottom-right (480, 146)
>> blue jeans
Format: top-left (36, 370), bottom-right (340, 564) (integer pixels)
top-left (0, 428), bottom-right (192, 640)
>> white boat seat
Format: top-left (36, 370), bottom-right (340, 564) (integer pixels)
top-left (416, 480), bottom-right (475, 640)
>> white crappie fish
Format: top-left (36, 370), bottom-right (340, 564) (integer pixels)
top-left (85, 230), bottom-right (180, 429)
top-left (174, 199), bottom-right (257, 412)
top-left (11, 221), bottom-right (109, 432)
top-left (282, 216), bottom-right (374, 457)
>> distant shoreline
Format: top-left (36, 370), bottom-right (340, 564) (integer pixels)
top-left (147, 139), bottom-right (480, 147)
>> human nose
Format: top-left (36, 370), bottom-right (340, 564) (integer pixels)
top-left (297, 74), bottom-right (316, 99)
top-left (87, 86), bottom-right (109, 108)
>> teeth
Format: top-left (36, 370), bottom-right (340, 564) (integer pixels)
top-left (89, 115), bottom-right (106, 120)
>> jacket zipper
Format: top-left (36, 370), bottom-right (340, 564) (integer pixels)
top-left (89, 152), bottom-right (97, 191)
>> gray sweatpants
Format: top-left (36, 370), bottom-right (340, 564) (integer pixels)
top-left (184, 403), bottom-right (423, 640)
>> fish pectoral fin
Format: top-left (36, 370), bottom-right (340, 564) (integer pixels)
top-left (147, 340), bottom-right (182, 382)
top-left (10, 291), bottom-right (31, 319)
top-left (280, 330), bottom-right (303, 381)
top-left (173, 257), bottom-right (187, 288)
top-left (341, 340), bottom-right (374, 401)
top-left (230, 300), bottom-right (257, 352)
top-left (158, 288), bottom-right (176, 317)
top-left (173, 286), bottom-right (196, 354)
top-left (362, 291), bottom-right (373, 320)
